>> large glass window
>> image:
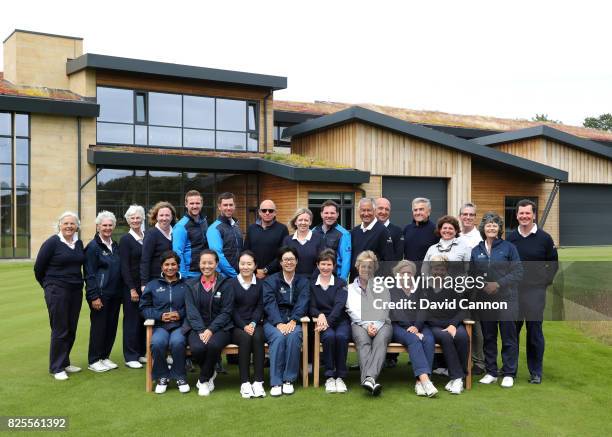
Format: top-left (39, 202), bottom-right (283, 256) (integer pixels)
top-left (96, 86), bottom-right (259, 151)
top-left (96, 168), bottom-right (258, 239)
top-left (308, 192), bottom-right (354, 229)
top-left (274, 123), bottom-right (291, 148)
top-left (504, 196), bottom-right (538, 236)
top-left (0, 112), bottom-right (30, 258)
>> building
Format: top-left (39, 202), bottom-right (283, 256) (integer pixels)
top-left (1, 29), bottom-right (611, 259)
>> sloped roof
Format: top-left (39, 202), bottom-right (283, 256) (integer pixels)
top-left (283, 106), bottom-right (568, 181)
top-left (274, 100), bottom-right (612, 143)
top-left (472, 125), bottom-right (612, 161)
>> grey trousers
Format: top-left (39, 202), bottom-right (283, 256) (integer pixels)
top-left (351, 323), bottom-right (392, 383)
top-left (472, 321), bottom-right (485, 370)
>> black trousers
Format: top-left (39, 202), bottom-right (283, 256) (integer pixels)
top-left (122, 288), bottom-right (145, 362)
top-left (188, 330), bottom-right (231, 382)
top-left (88, 294), bottom-right (122, 364)
top-left (430, 324), bottom-right (469, 380)
top-left (231, 326), bottom-right (265, 383)
top-left (44, 282), bottom-right (83, 374)
top-left (516, 285), bottom-right (547, 377)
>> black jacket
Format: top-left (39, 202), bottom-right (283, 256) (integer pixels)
top-left (230, 276), bottom-right (264, 328)
top-left (244, 220), bottom-right (289, 274)
top-left (84, 234), bottom-right (123, 301)
top-left (309, 276), bottom-right (348, 327)
top-left (119, 232), bottom-right (142, 291)
top-left (34, 235), bottom-right (84, 288)
top-left (183, 274), bottom-right (234, 334)
top-left (140, 226), bottom-right (172, 286)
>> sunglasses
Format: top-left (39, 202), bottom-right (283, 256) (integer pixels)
top-left (260, 209), bottom-right (276, 213)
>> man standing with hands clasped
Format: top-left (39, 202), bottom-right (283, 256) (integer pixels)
top-left (506, 199), bottom-right (558, 384)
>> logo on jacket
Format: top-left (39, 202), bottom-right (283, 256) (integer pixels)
top-left (155, 286), bottom-right (166, 293)
top-left (279, 287), bottom-right (287, 294)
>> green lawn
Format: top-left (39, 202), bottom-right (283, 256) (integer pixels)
top-left (1, 249), bottom-right (611, 436)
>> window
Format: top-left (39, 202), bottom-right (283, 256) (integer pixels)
top-left (308, 192), bottom-right (354, 230)
top-left (96, 169), bottom-right (259, 239)
top-left (96, 87), bottom-right (259, 151)
top-left (504, 196), bottom-right (538, 236)
top-left (274, 123), bottom-right (291, 148)
top-left (0, 112), bottom-right (30, 258)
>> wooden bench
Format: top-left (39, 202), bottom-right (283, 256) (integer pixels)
top-left (312, 320), bottom-right (474, 390)
top-left (144, 317), bottom-right (311, 392)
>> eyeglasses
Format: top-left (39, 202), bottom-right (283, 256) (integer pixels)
top-left (281, 257), bottom-right (296, 263)
top-left (260, 209), bottom-right (276, 213)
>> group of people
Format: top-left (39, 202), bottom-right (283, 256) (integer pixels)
top-left (34, 190), bottom-right (558, 399)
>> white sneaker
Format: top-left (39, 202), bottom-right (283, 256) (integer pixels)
top-left (325, 377), bottom-right (337, 393)
top-left (422, 380), bottom-right (438, 397)
top-left (125, 361), bottom-right (143, 369)
top-left (270, 385), bottom-right (282, 397)
top-left (101, 359), bottom-right (118, 370)
top-left (479, 374), bottom-right (498, 384)
top-left (155, 377), bottom-right (169, 394)
top-left (176, 379), bottom-right (190, 393)
top-left (252, 381), bottom-right (266, 398)
top-left (88, 360), bottom-right (110, 373)
top-left (196, 380), bottom-right (210, 396)
top-left (240, 382), bottom-right (254, 399)
top-left (282, 382), bottom-right (294, 395)
top-left (53, 371), bottom-right (69, 381)
top-left (501, 376), bottom-right (514, 388)
top-left (335, 378), bottom-right (348, 393)
top-left (208, 371), bottom-right (217, 392)
top-left (449, 378), bottom-right (464, 395)
top-left (433, 367), bottom-right (449, 376)
top-left (166, 356), bottom-right (174, 365)
top-left (138, 356), bottom-right (147, 364)
top-left (64, 365), bottom-right (81, 373)
top-left (444, 380), bottom-right (453, 392)
top-left (415, 381), bottom-right (426, 396)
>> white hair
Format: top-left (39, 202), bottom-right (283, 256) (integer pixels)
top-left (95, 210), bottom-right (117, 227)
top-left (412, 197), bottom-right (431, 210)
top-left (358, 197), bottom-right (375, 209)
top-left (124, 204), bottom-right (145, 221)
top-left (55, 211), bottom-right (80, 233)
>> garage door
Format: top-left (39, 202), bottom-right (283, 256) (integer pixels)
top-left (382, 176), bottom-right (448, 227)
top-left (559, 184), bottom-right (612, 246)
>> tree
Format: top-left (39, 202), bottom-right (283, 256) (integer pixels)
top-left (532, 114), bottom-right (562, 124)
top-left (583, 113), bottom-right (612, 132)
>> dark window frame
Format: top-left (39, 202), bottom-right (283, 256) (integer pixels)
top-left (308, 192), bottom-right (355, 229)
top-left (504, 196), bottom-right (538, 237)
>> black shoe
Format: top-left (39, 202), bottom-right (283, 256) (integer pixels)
top-left (215, 361), bottom-right (227, 374)
top-left (472, 366), bottom-right (485, 376)
top-left (529, 374), bottom-right (542, 384)
top-left (384, 358), bottom-right (397, 369)
top-left (349, 364), bottom-right (360, 371)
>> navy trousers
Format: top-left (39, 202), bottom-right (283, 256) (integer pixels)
top-left (88, 294), bottom-right (121, 364)
top-left (122, 288), bottom-right (145, 362)
top-left (392, 324), bottom-right (435, 377)
top-left (319, 320), bottom-right (351, 379)
top-left (481, 320), bottom-right (518, 377)
top-left (44, 282), bottom-right (83, 374)
top-left (429, 323), bottom-right (469, 380)
top-left (151, 327), bottom-right (186, 380)
top-left (188, 330), bottom-right (231, 383)
top-left (517, 285), bottom-right (547, 377)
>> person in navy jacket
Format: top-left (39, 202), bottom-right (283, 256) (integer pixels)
top-left (34, 211), bottom-right (85, 381)
top-left (173, 190), bottom-right (208, 279)
top-left (140, 250), bottom-right (190, 394)
top-left (312, 200), bottom-right (352, 281)
top-left (310, 249), bottom-right (349, 393)
top-left (263, 246), bottom-right (310, 396)
top-left (403, 197), bottom-right (438, 264)
top-left (389, 260), bottom-right (438, 397)
top-left (119, 204), bottom-right (146, 369)
top-left (283, 208), bottom-right (325, 277)
top-left (206, 192), bottom-right (243, 278)
top-left (470, 212), bottom-right (523, 389)
top-left (84, 211), bottom-right (123, 373)
top-left (184, 249), bottom-right (234, 397)
top-left (140, 201), bottom-right (176, 288)
top-left (230, 250), bottom-right (266, 398)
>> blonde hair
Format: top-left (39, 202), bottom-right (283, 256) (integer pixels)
top-left (354, 250), bottom-right (379, 272)
top-left (288, 208), bottom-right (313, 232)
top-left (392, 260), bottom-right (417, 276)
top-left (147, 201), bottom-right (177, 226)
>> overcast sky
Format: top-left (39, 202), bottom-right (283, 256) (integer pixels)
top-left (1, 0), bottom-right (610, 126)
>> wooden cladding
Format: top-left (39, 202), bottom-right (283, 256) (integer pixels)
top-left (496, 139), bottom-right (612, 184)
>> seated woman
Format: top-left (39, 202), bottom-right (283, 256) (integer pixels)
top-left (346, 250), bottom-right (392, 396)
top-left (389, 260), bottom-right (438, 397)
top-left (184, 249), bottom-right (234, 397)
top-left (139, 250), bottom-right (190, 394)
top-left (421, 255), bottom-right (470, 395)
top-left (230, 250), bottom-right (266, 399)
top-left (310, 249), bottom-right (349, 394)
top-left (470, 212), bottom-right (523, 389)
top-left (263, 246), bottom-right (310, 397)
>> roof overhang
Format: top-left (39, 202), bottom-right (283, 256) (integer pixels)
top-left (0, 94), bottom-right (99, 117)
top-left (283, 106), bottom-right (568, 181)
top-left (471, 125), bottom-right (612, 161)
top-left (67, 54), bottom-right (287, 91)
top-left (87, 148), bottom-right (369, 184)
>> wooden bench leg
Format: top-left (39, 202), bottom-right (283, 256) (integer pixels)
top-left (146, 325), bottom-right (153, 393)
top-left (466, 323), bottom-right (473, 390)
top-left (302, 321), bottom-right (309, 388)
top-left (313, 329), bottom-right (320, 388)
